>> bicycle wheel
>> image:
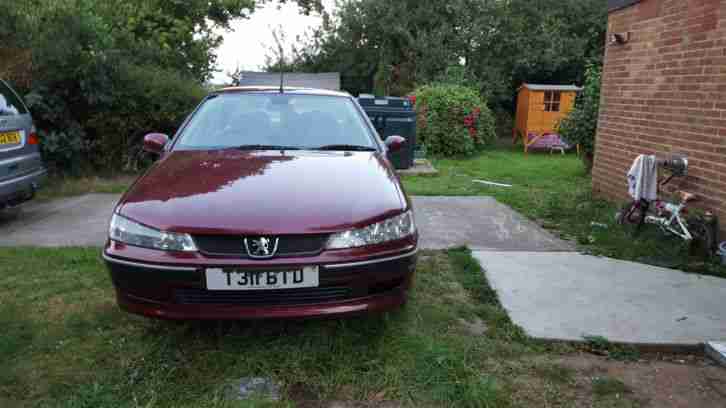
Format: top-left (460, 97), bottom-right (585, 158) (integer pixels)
top-left (616, 201), bottom-right (646, 236)
top-left (687, 217), bottom-right (715, 259)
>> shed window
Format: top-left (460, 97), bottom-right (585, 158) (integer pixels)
top-left (544, 91), bottom-right (561, 112)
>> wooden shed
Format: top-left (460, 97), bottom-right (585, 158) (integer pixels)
top-left (514, 84), bottom-right (582, 151)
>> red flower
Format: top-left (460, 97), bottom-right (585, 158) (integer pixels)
top-left (463, 110), bottom-right (479, 139)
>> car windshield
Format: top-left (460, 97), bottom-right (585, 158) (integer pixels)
top-left (175, 93), bottom-right (377, 151)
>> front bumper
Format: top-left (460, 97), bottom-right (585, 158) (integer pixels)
top-left (103, 239), bottom-right (417, 320)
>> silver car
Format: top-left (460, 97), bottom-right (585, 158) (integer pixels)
top-left (0, 79), bottom-right (46, 208)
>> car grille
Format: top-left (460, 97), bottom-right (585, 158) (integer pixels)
top-left (192, 234), bottom-right (329, 257)
top-left (174, 287), bottom-right (351, 306)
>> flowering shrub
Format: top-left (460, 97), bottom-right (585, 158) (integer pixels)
top-left (463, 107), bottom-right (482, 138)
top-left (414, 84), bottom-right (495, 157)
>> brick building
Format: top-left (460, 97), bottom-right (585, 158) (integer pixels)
top-left (594, 0), bottom-right (726, 237)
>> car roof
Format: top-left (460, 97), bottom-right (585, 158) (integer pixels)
top-left (217, 86), bottom-right (351, 98)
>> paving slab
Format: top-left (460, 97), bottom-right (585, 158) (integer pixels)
top-left (412, 196), bottom-right (573, 251)
top-left (0, 194), bottom-right (121, 247)
top-left (473, 251), bottom-right (726, 347)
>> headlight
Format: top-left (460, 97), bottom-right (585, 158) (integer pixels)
top-left (326, 210), bottom-right (416, 249)
top-left (109, 213), bottom-right (197, 252)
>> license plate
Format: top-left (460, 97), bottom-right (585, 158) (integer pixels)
top-left (0, 131), bottom-right (21, 146)
top-left (205, 267), bottom-right (319, 290)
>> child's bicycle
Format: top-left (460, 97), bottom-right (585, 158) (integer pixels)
top-left (615, 157), bottom-right (716, 258)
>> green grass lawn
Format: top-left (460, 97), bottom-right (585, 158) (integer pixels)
top-left (0, 247), bottom-right (648, 408)
top-left (3, 150), bottom-right (721, 406)
top-left (402, 147), bottom-right (726, 277)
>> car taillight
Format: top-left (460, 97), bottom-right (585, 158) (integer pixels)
top-left (28, 132), bottom-right (39, 145)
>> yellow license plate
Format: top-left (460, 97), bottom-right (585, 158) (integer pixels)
top-left (0, 131), bottom-right (21, 145)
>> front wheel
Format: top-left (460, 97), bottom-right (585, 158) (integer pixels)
top-left (687, 217), bottom-right (715, 259)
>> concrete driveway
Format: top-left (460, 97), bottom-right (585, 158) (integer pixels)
top-left (413, 196), bottom-right (572, 251)
top-left (0, 195), bottom-right (572, 250)
top-left (0, 194), bottom-right (119, 247)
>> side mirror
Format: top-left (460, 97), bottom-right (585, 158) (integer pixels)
top-left (384, 135), bottom-right (406, 153)
top-left (143, 133), bottom-right (169, 154)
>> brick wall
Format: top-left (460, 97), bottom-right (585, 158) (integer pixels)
top-left (593, 0), bottom-right (726, 238)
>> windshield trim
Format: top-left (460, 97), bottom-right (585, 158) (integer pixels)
top-left (169, 92), bottom-right (382, 153)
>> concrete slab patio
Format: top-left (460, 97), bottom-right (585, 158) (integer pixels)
top-left (474, 251), bottom-right (726, 347)
top-left (0, 195), bottom-right (573, 251)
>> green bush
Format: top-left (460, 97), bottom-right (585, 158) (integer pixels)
top-left (493, 108), bottom-right (513, 140)
top-left (558, 64), bottom-right (602, 172)
top-left (8, 1), bottom-right (207, 174)
top-left (23, 89), bottom-right (85, 175)
top-left (1, 0), bottom-right (261, 176)
top-left (25, 56), bottom-right (205, 174)
top-left (414, 84), bottom-right (495, 157)
top-left (84, 63), bottom-right (206, 172)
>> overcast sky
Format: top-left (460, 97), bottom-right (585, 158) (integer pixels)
top-left (212, 1), bottom-right (337, 84)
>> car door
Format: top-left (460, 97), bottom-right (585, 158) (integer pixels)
top-left (0, 79), bottom-right (43, 183)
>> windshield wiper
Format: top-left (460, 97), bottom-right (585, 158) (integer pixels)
top-left (313, 144), bottom-right (377, 151)
top-left (234, 144), bottom-right (303, 151)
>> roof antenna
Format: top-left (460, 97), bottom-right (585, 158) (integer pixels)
top-left (272, 28), bottom-right (285, 94)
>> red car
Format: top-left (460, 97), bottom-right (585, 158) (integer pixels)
top-left (103, 87), bottom-right (418, 320)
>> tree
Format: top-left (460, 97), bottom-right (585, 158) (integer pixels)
top-left (466, 0), bottom-right (607, 109)
top-left (557, 64), bottom-right (602, 172)
top-left (270, 0), bottom-right (607, 110)
top-left (269, 0), bottom-right (473, 96)
top-left (0, 0), bottom-right (325, 174)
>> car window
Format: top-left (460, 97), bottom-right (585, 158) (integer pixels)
top-left (0, 81), bottom-right (28, 116)
top-left (176, 93), bottom-right (376, 150)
